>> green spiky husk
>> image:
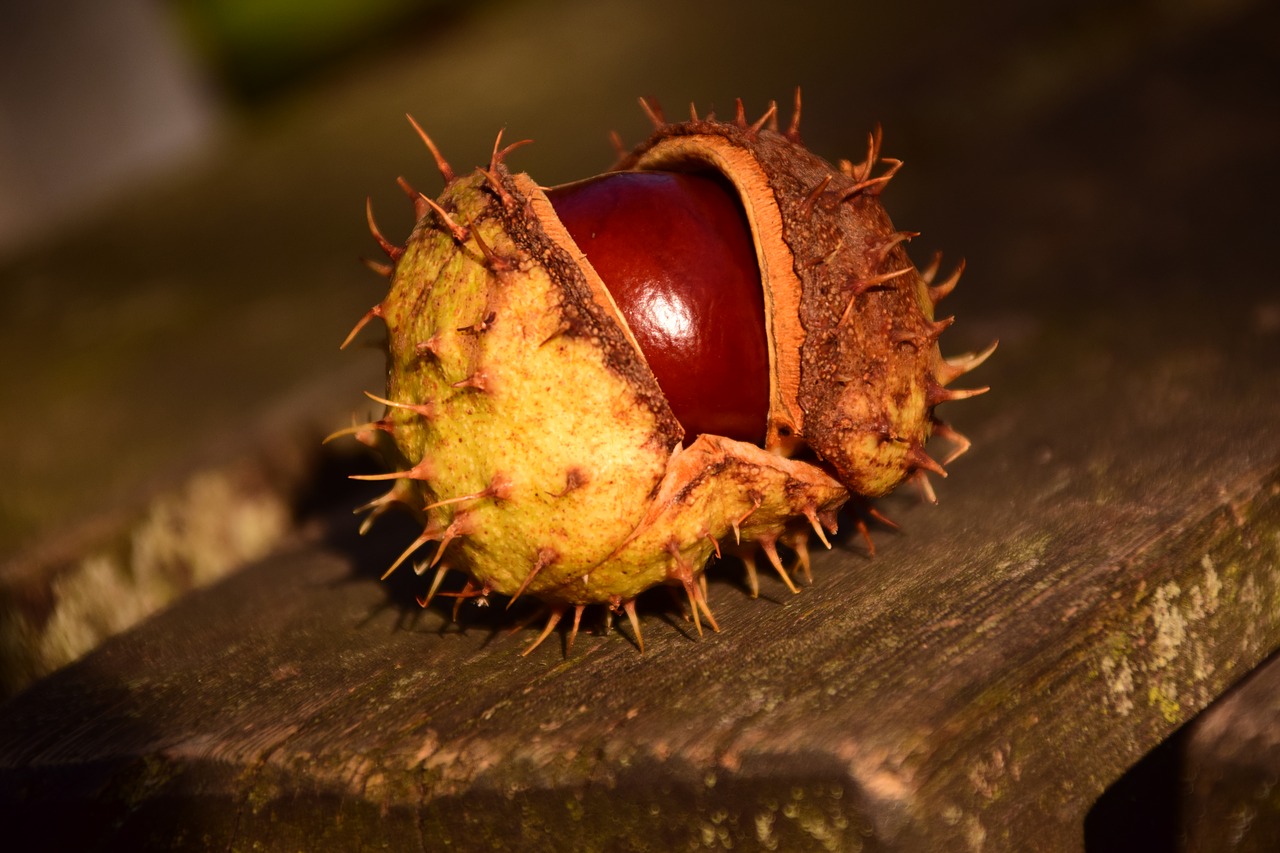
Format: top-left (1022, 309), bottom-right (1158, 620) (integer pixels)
top-left (347, 100), bottom-right (992, 639)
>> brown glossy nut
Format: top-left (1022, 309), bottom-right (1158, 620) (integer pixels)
top-left (546, 171), bottom-right (770, 445)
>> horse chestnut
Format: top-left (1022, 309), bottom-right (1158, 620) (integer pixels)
top-left (339, 95), bottom-right (993, 653)
top-left (545, 172), bottom-right (769, 445)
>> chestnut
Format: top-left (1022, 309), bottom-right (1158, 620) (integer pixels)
top-left (546, 171), bottom-right (770, 445)
top-left (340, 96), bottom-right (993, 653)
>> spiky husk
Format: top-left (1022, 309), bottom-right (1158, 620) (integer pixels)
top-left (371, 169), bottom-right (845, 608)
top-left (343, 96), bottom-right (992, 650)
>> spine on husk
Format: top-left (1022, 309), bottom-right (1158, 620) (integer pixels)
top-left (339, 96), bottom-right (992, 652)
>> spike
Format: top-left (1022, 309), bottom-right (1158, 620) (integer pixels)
top-left (839, 266), bottom-right (915, 325)
top-left (395, 176), bottom-right (430, 220)
top-left (622, 599), bottom-right (645, 652)
top-left (821, 509), bottom-right (840, 535)
top-left (449, 584), bottom-right (470, 622)
top-left (554, 467), bottom-right (589, 497)
top-left (689, 101), bottom-right (700, 122)
top-left (349, 456), bottom-right (434, 483)
top-left (360, 257), bottom-right (394, 278)
top-left (666, 544), bottom-right (714, 638)
top-left (908, 444), bottom-right (948, 478)
top-left (421, 473), bottom-right (511, 512)
top-left (837, 173), bottom-right (895, 202)
top-left (365, 198), bottom-right (404, 261)
top-left (876, 231), bottom-right (920, 261)
top-left (849, 265), bottom-right (915, 297)
top-left (451, 371), bottom-right (489, 392)
top-left (363, 389), bottom-right (434, 420)
top-left (520, 605), bottom-right (567, 656)
top-left (405, 114), bottom-right (456, 184)
top-left (786, 87), bottom-right (803, 142)
top-left (919, 251), bottom-right (944, 285)
top-left (670, 540), bottom-right (701, 635)
top-left (705, 533), bottom-right (722, 559)
top-left (854, 505), bottom-right (897, 555)
top-left (461, 214), bottom-right (513, 272)
top-left (868, 158), bottom-right (904, 195)
top-left (323, 417), bottom-right (392, 445)
top-left (689, 577), bottom-right (720, 634)
top-left (415, 564), bottom-right (449, 608)
top-left (417, 193), bottom-right (469, 243)
top-left (733, 98), bottom-right (748, 128)
top-left (354, 486), bottom-right (403, 535)
top-left (416, 334), bottom-right (442, 359)
top-left (913, 469), bottom-right (938, 504)
top-left (749, 100), bottom-right (778, 135)
top-left (609, 130), bottom-right (627, 161)
top-left (341, 303), bottom-right (384, 350)
top-left (785, 530), bottom-right (813, 583)
top-left (740, 551), bottom-right (760, 598)
top-left (508, 547), bottom-right (558, 608)
top-left (943, 385), bottom-right (991, 404)
top-left (868, 505), bottom-right (899, 531)
top-left (382, 522), bottom-right (443, 580)
top-left (353, 485), bottom-right (399, 517)
top-left (638, 97), bottom-right (665, 129)
top-left (926, 377), bottom-right (991, 407)
top-left (892, 327), bottom-right (928, 348)
top-left (850, 124), bottom-right (884, 183)
top-left (926, 316), bottom-right (957, 343)
top-left (803, 506), bottom-right (833, 549)
top-left (929, 258), bottom-right (966, 304)
top-left (760, 539), bottom-right (799, 594)
top-left (800, 234), bottom-right (845, 271)
top-left (683, 579), bottom-right (703, 638)
top-left (474, 129), bottom-right (523, 208)
top-left (799, 175), bottom-right (832, 220)
top-left (566, 604), bottom-right (586, 653)
top-left (730, 492), bottom-right (763, 543)
top-left (490, 131), bottom-right (533, 169)
top-left (932, 421), bottom-right (972, 465)
top-left (854, 517), bottom-right (876, 558)
top-left (936, 340), bottom-right (999, 385)
top-left (358, 511), bottom-right (384, 537)
top-left (478, 168), bottom-right (513, 208)
top-left (446, 579), bottom-right (484, 622)
top-left (860, 502), bottom-right (901, 555)
top-left (430, 512), bottom-right (475, 569)
top-left (936, 343), bottom-right (993, 386)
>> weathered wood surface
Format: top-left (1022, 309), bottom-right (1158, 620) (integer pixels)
top-left (2, 0), bottom-right (1278, 849)
top-left (0, 289), bottom-right (1277, 852)
top-left (3, 161), bottom-right (1280, 851)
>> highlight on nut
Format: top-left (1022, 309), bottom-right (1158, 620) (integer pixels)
top-left (332, 91), bottom-right (995, 654)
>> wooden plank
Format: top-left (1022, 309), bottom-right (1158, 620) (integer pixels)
top-left (2, 1), bottom-right (1278, 849)
top-left (0, 281), bottom-right (1277, 850)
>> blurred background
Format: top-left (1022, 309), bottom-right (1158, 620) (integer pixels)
top-left (1, 0), bottom-right (1276, 687)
